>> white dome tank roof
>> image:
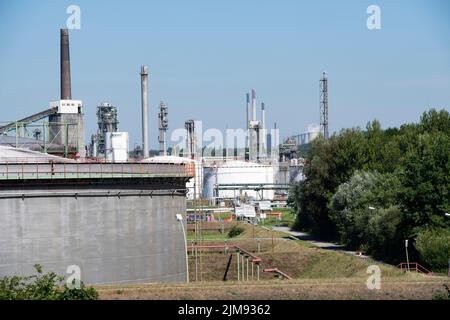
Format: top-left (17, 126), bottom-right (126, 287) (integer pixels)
top-left (0, 146), bottom-right (76, 163)
top-left (140, 155), bottom-right (195, 164)
top-left (206, 160), bottom-right (271, 168)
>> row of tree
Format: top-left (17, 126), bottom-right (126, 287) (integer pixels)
top-left (290, 109), bottom-right (450, 271)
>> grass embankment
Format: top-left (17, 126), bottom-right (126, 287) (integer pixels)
top-left (97, 277), bottom-right (450, 300)
top-left (187, 208), bottom-right (295, 241)
top-left (260, 208), bottom-right (296, 228)
top-left (186, 220), bottom-right (288, 241)
top-left (96, 218), bottom-right (450, 300)
top-left (186, 222), bottom-right (407, 282)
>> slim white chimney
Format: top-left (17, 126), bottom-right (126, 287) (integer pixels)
top-left (261, 102), bottom-right (266, 153)
top-left (246, 93), bottom-right (250, 129)
top-left (140, 65), bottom-right (149, 158)
top-left (261, 102), bottom-right (266, 131)
top-left (251, 89), bottom-right (256, 121)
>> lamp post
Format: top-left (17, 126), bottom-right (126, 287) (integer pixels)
top-left (445, 214), bottom-right (450, 277)
top-left (368, 206), bottom-right (378, 215)
top-left (405, 239), bottom-right (410, 272)
top-left (176, 213), bottom-right (189, 283)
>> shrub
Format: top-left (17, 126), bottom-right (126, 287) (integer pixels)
top-left (367, 206), bottom-right (404, 262)
top-left (0, 264), bottom-right (98, 300)
top-left (432, 285), bottom-right (450, 300)
top-left (415, 228), bottom-right (450, 273)
top-left (329, 171), bottom-right (399, 250)
top-left (228, 226), bottom-right (244, 238)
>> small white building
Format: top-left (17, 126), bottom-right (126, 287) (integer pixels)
top-left (49, 99), bottom-right (83, 114)
top-left (234, 205), bottom-right (256, 218)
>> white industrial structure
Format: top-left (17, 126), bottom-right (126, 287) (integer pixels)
top-left (140, 65), bottom-right (149, 158)
top-left (142, 155), bottom-right (202, 200)
top-left (105, 132), bottom-right (129, 162)
top-left (203, 160), bottom-right (275, 201)
top-left (49, 100), bottom-right (83, 114)
top-left (235, 205), bottom-right (256, 218)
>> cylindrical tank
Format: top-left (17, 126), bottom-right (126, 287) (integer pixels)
top-left (203, 160), bottom-right (274, 200)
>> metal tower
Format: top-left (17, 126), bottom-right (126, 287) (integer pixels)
top-left (185, 120), bottom-right (196, 159)
top-left (320, 72), bottom-right (329, 139)
top-left (95, 102), bottom-right (118, 156)
top-left (158, 101), bottom-right (168, 156)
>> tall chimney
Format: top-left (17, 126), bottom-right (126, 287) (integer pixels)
top-left (261, 102), bottom-right (266, 152)
top-left (246, 93), bottom-right (250, 129)
top-left (140, 65), bottom-right (149, 158)
top-left (261, 102), bottom-right (265, 130)
top-left (251, 89), bottom-right (256, 121)
top-left (60, 29), bottom-right (72, 100)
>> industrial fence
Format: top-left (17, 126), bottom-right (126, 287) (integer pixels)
top-left (0, 161), bottom-right (196, 181)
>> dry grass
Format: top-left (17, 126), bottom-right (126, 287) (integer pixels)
top-left (97, 277), bottom-right (450, 300)
top-left (96, 223), bottom-right (450, 300)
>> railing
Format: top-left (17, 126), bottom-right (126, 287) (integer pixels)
top-left (263, 268), bottom-right (293, 280)
top-left (186, 244), bottom-right (262, 263)
top-left (397, 262), bottom-right (433, 275)
top-left (0, 161), bottom-right (196, 181)
top-left (186, 243), bottom-right (262, 282)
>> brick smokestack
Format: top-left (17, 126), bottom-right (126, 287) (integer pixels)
top-left (60, 29), bottom-right (72, 100)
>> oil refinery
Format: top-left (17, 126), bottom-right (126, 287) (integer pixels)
top-left (0, 28), bottom-right (324, 285)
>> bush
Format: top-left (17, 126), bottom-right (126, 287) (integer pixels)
top-left (228, 226), bottom-right (244, 238)
top-left (367, 206), bottom-right (403, 262)
top-left (415, 228), bottom-right (450, 273)
top-left (0, 264), bottom-right (98, 300)
top-left (432, 285), bottom-right (450, 300)
top-left (329, 171), bottom-right (400, 251)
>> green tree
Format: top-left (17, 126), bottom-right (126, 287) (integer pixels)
top-left (294, 129), bottom-right (368, 239)
top-left (291, 108), bottom-right (450, 266)
top-left (367, 206), bottom-right (403, 262)
top-left (329, 171), bottom-right (399, 251)
top-left (397, 131), bottom-right (450, 235)
top-left (415, 228), bottom-right (450, 272)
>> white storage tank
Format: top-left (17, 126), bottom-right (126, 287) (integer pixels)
top-left (105, 132), bottom-right (129, 162)
top-left (203, 160), bottom-right (274, 201)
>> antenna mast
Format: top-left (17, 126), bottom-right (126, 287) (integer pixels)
top-left (320, 72), bottom-right (329, 139)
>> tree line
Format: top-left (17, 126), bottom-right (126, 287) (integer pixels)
top-left (289, 109), bottom-right (450, 272)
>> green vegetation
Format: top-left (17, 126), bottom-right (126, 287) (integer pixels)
top-left (187, 230), bottom-right (229, 241)
top-left (262, 209), bottom-right (296, 228)
top-left (228, 226), bottom-right (245, 238)
top-left (290, 109), bottom-right (450, 268)
top-left (415, 228), bottom-right (450, 273)
top-left (214, 212), bottom-right (233, 220)
top-left (0, 264), bottom-right (98, 300)
top-left (432, 285), bottom-right (450, 300)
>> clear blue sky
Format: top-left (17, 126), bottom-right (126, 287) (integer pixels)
top-left (1, 0), bottom-right (449, 149)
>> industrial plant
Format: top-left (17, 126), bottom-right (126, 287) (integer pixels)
top-left (0, 28), bottom-right (327, 285)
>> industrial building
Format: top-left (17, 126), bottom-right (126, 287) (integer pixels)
top-left (0, 29), bottom-right (194, 285)
top-left (0, 25), bottom-right (328, 285)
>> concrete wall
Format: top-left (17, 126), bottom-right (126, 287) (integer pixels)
top-left (0, 182), bottom-right (187, 285)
